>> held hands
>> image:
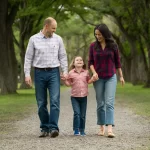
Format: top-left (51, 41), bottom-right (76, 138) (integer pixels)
top-left (92, 72), bottom-right (99, 82)
top-left (60, 72), bottom-right (68, 81)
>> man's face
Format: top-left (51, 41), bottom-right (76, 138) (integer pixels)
top-left (46, 21), bottom-right (57, 37)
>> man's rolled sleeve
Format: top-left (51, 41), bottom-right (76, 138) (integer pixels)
top-left (24, 37), bottom-right (34, 77)
top-left (58, 37), bottom-right (68, 73)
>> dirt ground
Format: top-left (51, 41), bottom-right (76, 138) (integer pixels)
top-left (0, 87), bottom-right (150, 150)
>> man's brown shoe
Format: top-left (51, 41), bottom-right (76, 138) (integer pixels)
top-left (50, 130), bottom-right (59, 138)
top-left (39, 131), bottom-right (49, 138)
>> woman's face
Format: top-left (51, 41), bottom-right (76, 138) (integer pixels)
top-left (95, 29), bottom-right (105, 43)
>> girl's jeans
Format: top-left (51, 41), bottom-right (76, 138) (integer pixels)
top-left (71, 96), bottom-right (87, 132)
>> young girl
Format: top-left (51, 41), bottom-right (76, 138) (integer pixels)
top-left (61, 56), bottom-right (94, 136)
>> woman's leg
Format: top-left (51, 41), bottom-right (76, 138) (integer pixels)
top-left (105, 74), bottom-right (117, 137)
top-left (93, 79), bottom-right (106, 135)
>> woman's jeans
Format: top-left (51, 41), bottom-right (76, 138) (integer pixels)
top-left (71, 96), bottom-right (87, 132)
top-left (93, 74), bottom-right (117, 126)
top-left (34, 67), bottom-right (60, 132)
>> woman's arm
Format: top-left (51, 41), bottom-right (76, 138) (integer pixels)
top-left (90, 65), bottom-right (99, 81)
top-left (117, 68), bottom-right (125, 86)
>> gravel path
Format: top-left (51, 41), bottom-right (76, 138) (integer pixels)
top-left (0, 87), bottom-right (150, 150)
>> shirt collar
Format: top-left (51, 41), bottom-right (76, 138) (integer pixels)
top-left (73, 68), bottom-right (85, 73)
top-left (39, 30), bottom-right (54, 38)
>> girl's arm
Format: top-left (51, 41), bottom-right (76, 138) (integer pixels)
top-left (88, 77), bottom-right (94, 84)
top-left (60, 73), bottom-right (72, 86)
top-left (64, 79), bottom-right (71, 87)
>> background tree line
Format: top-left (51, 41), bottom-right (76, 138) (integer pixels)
top-left (0, 0), bottom-right (150, 94)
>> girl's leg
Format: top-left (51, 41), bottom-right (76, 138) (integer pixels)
top-left (71, 97), bottom-right (80, 134)
top-left (79, 96), bottom-right (87, 135)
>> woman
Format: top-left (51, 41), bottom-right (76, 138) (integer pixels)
top-left (88, 24), bottom-right (125, 138)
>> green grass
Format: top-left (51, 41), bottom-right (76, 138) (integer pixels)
top-left (116, 83), bottom-right (150, 117)
top-left (0, 89), bottom-right (36, 123)
top-left (0, 83), bottom-right (149, 124)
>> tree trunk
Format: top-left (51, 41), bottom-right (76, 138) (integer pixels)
top-left (19, 17), bottom-right (29, 89)
top-left (122, 58), bottom-right (131, 82)
top-left (144, 47), bottom-right (150, 87)
top-left (0, 0), bottom-right (8, 93)
top-left (0, 0), bottom-right (18, 94)
top-left (82, 34), bottom-right (88, 64)
top-left (130, 42), bottom-right (139, 85)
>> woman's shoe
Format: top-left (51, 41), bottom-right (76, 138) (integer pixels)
top-left (107, 132), bottom-right (115, 138)
top-left (97, 130), bottom-right (105, 136)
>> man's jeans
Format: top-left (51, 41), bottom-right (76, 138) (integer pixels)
top-left (71, 96), bottom-right (87, 132)
top-left (34, 67), bottom-right (60, 132)
top-left (93, 74), bottom-right (117, 126)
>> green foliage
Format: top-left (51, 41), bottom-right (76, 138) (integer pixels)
top-left (122, 41), bottom-right (131, 56)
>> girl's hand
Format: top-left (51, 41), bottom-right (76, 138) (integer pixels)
top-left (120, 76), bottom-right (125, 86)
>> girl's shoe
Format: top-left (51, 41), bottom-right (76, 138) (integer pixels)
top-left (107, 132), bottom-right (115, 138)
top-left (80, 131), bottom-right (86, 136)
top-left (74, 129), bottom-right (80, 136)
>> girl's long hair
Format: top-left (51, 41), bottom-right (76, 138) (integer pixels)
top-left (94, 24), bottom-right (118, 51)
top-left (69, 56), bottom-right (86, 71)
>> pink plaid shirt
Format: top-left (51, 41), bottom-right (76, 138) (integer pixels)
top-left (67, 68), bottom-right (90, 97)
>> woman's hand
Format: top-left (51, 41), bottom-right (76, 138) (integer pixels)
top-left (120, 76), bottom-right (125, 86)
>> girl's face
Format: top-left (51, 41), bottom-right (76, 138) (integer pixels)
top-left (95, 29), bottom-right (105, 43)
top-left (74, 57), bottom-right (84, 68)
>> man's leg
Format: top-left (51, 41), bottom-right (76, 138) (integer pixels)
top-left (34, 69), bottom-right (49, 137)
top-left (47, 67), bottom-right (60, 137)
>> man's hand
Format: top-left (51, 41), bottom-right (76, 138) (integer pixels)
top-left (25, 76), bottom-right (32, 87)
top-left (63, 73), bottom-right (68, 80)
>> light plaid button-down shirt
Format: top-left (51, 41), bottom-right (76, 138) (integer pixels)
top-left (24, 31), bottom-right (68, 77)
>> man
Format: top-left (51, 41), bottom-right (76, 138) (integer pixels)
top-left (24, 17), bottom-right (68, 138)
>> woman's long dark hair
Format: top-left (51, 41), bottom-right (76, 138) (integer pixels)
top-left (94, 24), bottom-right (118, 51)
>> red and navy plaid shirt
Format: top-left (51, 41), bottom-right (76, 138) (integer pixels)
top-left (88, 42), bottom-right (121, 79)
